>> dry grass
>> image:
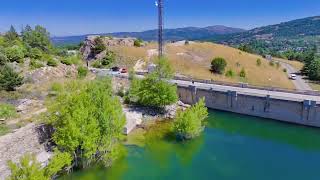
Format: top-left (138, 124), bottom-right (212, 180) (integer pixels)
top-left (165, 42), bottom-right (294, 89)
top-left (111, 42), bottom-right (295, 89)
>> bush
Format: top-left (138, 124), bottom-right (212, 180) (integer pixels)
top-left (61, 56), bottom-right (80, 65)
top-left (0, 53), bottom-right (8, 65)
top-left (173, 98), bottom-right (208, 140)
top-left (29, 48), bottom-right (43, 60)
top-left (283, 68), bottom-right (287, 73)
top-left (47, 78), bottom-right (126, 168)
top-left (101, 50), bottom-right (115, 66)
top-left (61, 57), bottom-right (72, 65)
top-left (5, 46), bottom-right (25, 63)
top-left (276, 61), bottom-right (280, 69)
top-left (77, 66), bottom-right (88, 78)
top-left (225, 69), bottom-right (235, 78)
top-left (47, 57), bottom-right (58, 67)
top-left (211, 57), bottom-right (227, 74)
top-left (92, 60), bottom-right (103, 68)
top-left (134, 39), bottom-right (143, 47)
top-left (7, 151), bottom-right (72, 180)
top-left (0, 103), bottom-right (16, 119)
top-left (30, 59), bottom-right (44, 69)
top-left (239, 68), bottom-right (246, 78)
top-left (92, 37), bottom-right (106, 55)
top-left (256, 58), bottom-right (261, 66)
top-left (0, 65), bottom-right (23, 91)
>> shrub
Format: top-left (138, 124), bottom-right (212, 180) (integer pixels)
top-left (276, 61), bottom-right (280, 69)
top-left (173, 98), bottom-right (208, 140)
top-left (0, 103), bottom-right (16, 119)
top-left (30, 59), bottom-right (44, 69)
top-left (283, 68), bottom-right (287, 73)
top-left (92, 60), bottom-right (103, 68)
top-left (239, 68), bottom-right (246, 78)
top-left (0, 65), bottom-right (23, 91)
top-left (61, 57), bottom-right (72, 65)
top-left (134, 39), bottom-right (143, 47)
top-left (256, 58), bottom-right (261, 66)
top-left (29, 48), bottom-right (43, 60)
top-left (7, 151), bottom-right (72, 180)
top-left (101, 51), bottom-right (115, 67)
top-left (92, 37), bottom-right (106, 55)
top-left (211, 57), bottom-right (227, 74)
top-left (47, 57), bottom-right (58, 67)
top-left (225, 69), bottom-right (235, 78)
top-left (47, 78), bottom-right (126, 168)
top-left (77, 66), bottom-right (88, 78)
top-left (0, 53), bottom-right (8, 65)
top-left (269, 61), bottom-right (275, 66)
top-left (5, 46), bottom-right (25, 63)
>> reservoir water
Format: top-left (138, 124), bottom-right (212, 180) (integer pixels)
top-left (63, 110), bottom-right (320, 180)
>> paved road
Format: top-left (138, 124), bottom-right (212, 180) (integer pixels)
top-left (173, 79), bottom-right (320, 103)
top-left (90, 68), bottom-right (320, 103)
top-left (279, 62), bottom-right (312, 91)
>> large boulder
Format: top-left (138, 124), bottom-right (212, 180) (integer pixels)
top-left (80, 35), bottom-right (137, 61)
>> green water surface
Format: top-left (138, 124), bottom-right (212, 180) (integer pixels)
top-left (63, 110), bottom-right (320, 180)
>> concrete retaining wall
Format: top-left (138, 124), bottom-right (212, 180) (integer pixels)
top-left (177, 85), bottom-right (320, 127)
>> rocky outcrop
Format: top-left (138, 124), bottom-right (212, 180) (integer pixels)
top-left (80, 35), bottom-right (137, 61)
top-left (0, 123), bottom-right (53, 179)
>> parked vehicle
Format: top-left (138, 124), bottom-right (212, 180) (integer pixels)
top-left (121, 68), bottom-right (128, 73)
top-left (290, 74), bottom-right (297, 80)
top-left (111, 66), bottom-right (120, 72)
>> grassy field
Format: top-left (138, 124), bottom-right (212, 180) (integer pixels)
top-left (111, 42), bottom-right (295, 89)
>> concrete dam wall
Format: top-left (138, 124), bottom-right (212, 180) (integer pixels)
top-left (177, 85), bottom-right (320, 127)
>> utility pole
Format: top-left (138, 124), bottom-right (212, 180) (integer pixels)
top-left (157, 0), bottom-right (164, 58)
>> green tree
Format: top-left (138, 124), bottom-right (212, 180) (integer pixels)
top-left (0, 65), bottom-right (23, 91)
top-left (22, 25), bottom-right (52, 52)
top-left (211, 57), bottom-right (227, 74)
top-left (128, 57), bottom-right (177, 108)
top-left (5, 46), bottom-right (25, 63)
top-left (47, 78), bottom-right (126, 168)
top-left (173, 98), bottom-right (208, 140)
top-left (92, 37), bottom-right (106, 55)
top-left (4, 26), bottom-right (19, 42)
top-left (308, 58), bottom-right (320, 80)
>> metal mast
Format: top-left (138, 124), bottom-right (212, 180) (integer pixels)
top-left (157, 0), bottom-right (164, 58)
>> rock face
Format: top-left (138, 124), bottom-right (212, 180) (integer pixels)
top-left (80, 35), bottom-right (137, 61)
top-left (0, 123), bottom-right (53, 179)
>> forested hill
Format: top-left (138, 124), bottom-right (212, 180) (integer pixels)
top-left (51, 25), bottom-right (245, 46)
top-left (212, 16), bottom-right (320, 55)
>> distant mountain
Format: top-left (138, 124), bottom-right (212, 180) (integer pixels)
top-left (212, 16), bottom-right (320, 55)
top-left (51, 25), bottom-right (245, 46)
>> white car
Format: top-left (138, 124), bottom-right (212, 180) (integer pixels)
top-left (290, 74), bottom-right (297, 80)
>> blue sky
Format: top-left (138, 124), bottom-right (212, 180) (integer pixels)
top-left (0, 0), bottom-right (320, 36)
